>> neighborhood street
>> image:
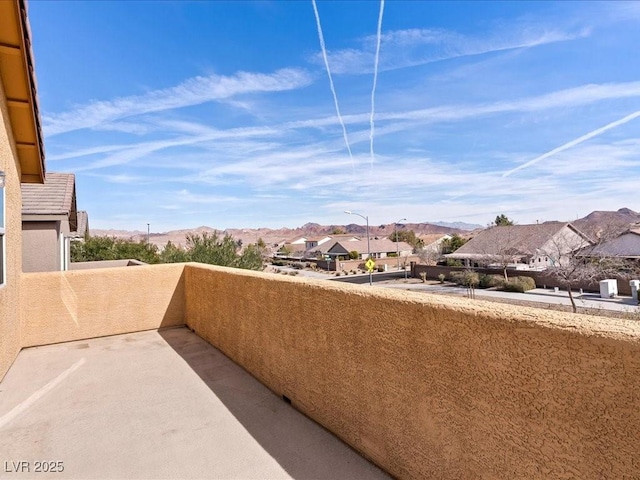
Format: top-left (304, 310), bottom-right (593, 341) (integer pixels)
top-left (272, 267), bottom-right (639, 314)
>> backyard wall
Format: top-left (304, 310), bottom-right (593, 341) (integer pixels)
top-left (20, 264), bottom-right (185, 347)
top-left (413, 264), bottom-right (636, 296)
top-left (185, 263), bottom-right (640, 479)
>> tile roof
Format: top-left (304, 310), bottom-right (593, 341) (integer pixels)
top-left (69, 210), bottom-right (89, 239)
top-left (330, 239), bottom-right (413, 255)
top-left (589, 230), bottom-right (640, 257)
top-left (448, 223), bottom-right (582, 258)
top-left (418, 233), bottom-right (450, 246)
top-left (22, 172), bottom-right (75, 215)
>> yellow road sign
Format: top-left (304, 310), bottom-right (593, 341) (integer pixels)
top-left (365, 258), bottom-right (375, 272)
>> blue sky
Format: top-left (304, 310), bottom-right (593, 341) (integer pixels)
top-left (29, 1), bottom-right (640, 232)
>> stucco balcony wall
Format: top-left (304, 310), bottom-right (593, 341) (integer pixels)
top-left (184, 263), bottom-right (640, 479)
top-left (20, 263), bottom-right (186, 347)
top-left (13, 262), bottom-right (640, 478)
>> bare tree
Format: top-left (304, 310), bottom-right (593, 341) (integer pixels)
top-left (478, 226), bottom-right (522, 282)
top-left (541, 226), bottom-right (622, 313)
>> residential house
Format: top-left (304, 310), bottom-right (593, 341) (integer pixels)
top-left (326, 238), bottom-right (412, 260)
top-left (445, 222), bottom-right (591, 270)
top-left (304, 234), bottom-right (360, 259)
top-left (418, 233), bottom-right (452, 253)
top-left (21, 172), bottom-right (81, 272)
top-left (586, 227), bottom-right (640, 262)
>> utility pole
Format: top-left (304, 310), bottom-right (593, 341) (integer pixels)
top-left (345, 211), bottom-right (372, 286)
top-left (394, 217), bottom-right (406, 273)
top-left (147, 223), bottom-right (150, 245)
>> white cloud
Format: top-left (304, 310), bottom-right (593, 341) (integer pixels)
top-left (43, 68), bottom-right (313, 136)
top-left (309, 24), bottom-right (590, 75)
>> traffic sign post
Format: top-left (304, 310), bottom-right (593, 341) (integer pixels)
top-left (365, 258), bottom-right (376, 273)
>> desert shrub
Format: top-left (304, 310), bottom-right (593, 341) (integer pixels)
top-left (288, 271), bottom-right (298, 276)
top-left (462, 271), bottom-right (480, 287)
top-left (420, 272), bottom-right (427, 283)
top-left (446, 258), bottom-right (463, 267)
top-left (479, 274), bottom-right (504, 289)
top-left (348, 251), bottom-right (359, 260)
top-left (515, 276), bottom-right (536, 291)
top-left (503, 276), bottom-right (536, 292)
top-left (449, 271), bottom-right (465, 285)
top-left (335, 272), bottom-right (341, 276)
top-left (377, 265), bottom-right (385, 272)
top-left (438, 273), bottom-right (446, 283)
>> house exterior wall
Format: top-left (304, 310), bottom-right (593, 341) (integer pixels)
top-left (0, 78), bottom-right (23, 380)
top-left (185, 264), bottom-right (640, 479)
top-left (22, 220), bottom-right (61, 272)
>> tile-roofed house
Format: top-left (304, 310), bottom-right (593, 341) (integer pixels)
top-left (326, 238), bottom-right (413, 260)
top-left (586, 228), bottom-right (640, 260)
top-left (21, 172), bottom-right (81, 272)
top-left (418, 233), bottom-right (452, 253)
top-left (445, 222), bottom-right (592, 270)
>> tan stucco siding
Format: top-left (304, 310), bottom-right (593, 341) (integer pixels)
top-left (184, 264), bottom-right (640, 479)
top-left (0, 78), bottom-right (23, 380)
top-left (20, 264), bottom-right (186, 347)
top-left (22, 220), bottom-right (60, 272)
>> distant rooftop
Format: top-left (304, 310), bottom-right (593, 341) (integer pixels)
top-left (22, 172), bottom-right (75, 215)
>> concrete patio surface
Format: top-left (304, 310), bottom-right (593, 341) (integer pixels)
top-left (0, 328), bottom-right (389, 479)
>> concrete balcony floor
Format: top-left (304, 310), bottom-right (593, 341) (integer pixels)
top-left (0, 328), bottom-right (389, 479)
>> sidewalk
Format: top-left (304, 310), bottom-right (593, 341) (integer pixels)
top-left (381, 283), bottom-right (640, 313)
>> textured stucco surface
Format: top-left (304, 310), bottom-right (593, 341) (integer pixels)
top-left (20, 264), bottom-right (185, 347)
top-left (184, 263), bottom-right (640, 479)
top-left (0, 78), bottom-right (23, 381)
top-left (22, 220), bottom-right (60, 272)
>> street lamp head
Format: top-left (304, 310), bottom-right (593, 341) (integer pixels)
top-left (399, 218), bottom-right (407, 223)
top-left (344, 210), bottom-right (352, 215)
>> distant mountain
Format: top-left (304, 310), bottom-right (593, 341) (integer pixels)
top-left (429, 221), bottom-right (483, 231)
top-left (574, 207), bottom-right (640, 238)
top-left (91, 221), bottom-right (465, 249)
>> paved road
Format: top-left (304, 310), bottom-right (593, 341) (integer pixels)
top-left (269, 266), bottom-right (639, 314)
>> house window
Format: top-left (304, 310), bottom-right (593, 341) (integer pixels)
top-left (0, 172), bottom-right (5, 285)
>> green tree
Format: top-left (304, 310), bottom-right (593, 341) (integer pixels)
top-left (256, 237), bottom-right (266, 249)
top-left (440, 234), bottom-right (467, 254)
top-left (236, 244), bottom-right (264, 271)
top-left (71, 236), bottom-right (118, 262)
top-left (160, 241), bottom-right (189, 263)
top-left (71, 236), bottom-right (159, 263)
top-left (389, 229), bottom-right (423, 249)
top-left (348, 250), bottom-right (359, 260)
top-left (494, 214), bottom-right (514, 226)
top-left (186, 231), bottom-right (238, 266)
top-left (114, 239), bottom-right (159, 264)
top-left (331, 227), bottom-right (345, 235)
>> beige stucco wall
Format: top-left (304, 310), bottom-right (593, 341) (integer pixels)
top-left (22, 220), bottom-right (60, 272)
top-left (184, 263), bottom-right (640, 479)
top-left (0, 78), bottom-right (23, 381)
top-left (20, 264), bottom-right (186, 347)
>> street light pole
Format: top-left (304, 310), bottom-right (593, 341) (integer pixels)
top-left (345, 210), bottom-right (372, 286)
top-left (147, 223), bottom-right (150, 245)
top-left (394, 217), bottom-right (407, 273)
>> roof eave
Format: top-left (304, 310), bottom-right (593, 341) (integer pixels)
top-left (0, 0), bottom-right (46, 183)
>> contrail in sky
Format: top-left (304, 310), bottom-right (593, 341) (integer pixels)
top-left (311, 0), bottom-right (355, 174)
top-left (502, 109), bottom-right (640, 177)
top-left (369, 0), bottom-right (385, 174)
